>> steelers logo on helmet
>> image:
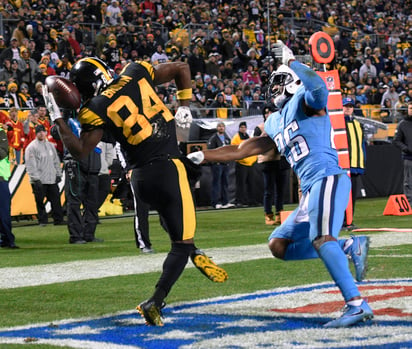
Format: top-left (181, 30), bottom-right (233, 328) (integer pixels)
top-left (70, 57), bottom-right (114, 101)
top-left (267, 64), bottom-right (301, 109)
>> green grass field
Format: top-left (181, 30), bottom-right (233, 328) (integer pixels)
top-left (0, 197), bottom-right (411, 348)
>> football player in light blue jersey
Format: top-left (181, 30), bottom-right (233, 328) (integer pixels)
top-left (187, 42), bottom-right (373, 328)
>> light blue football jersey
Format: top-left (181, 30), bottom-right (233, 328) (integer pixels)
top-left (264, 86), bottom-right (345, 194)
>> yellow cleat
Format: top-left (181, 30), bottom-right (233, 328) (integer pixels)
top-left (136, 300), bottom-right (164, 326)
top-left (191, 249), bottom-right (228, 283)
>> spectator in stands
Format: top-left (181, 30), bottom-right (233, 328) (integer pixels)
top-left (369, 82), bottom-right (387, 105)
top-left (23, 108), bottom-right (40, 150)
top-left (0, 58), bottom-right (14, 83)
top-left (24, 124), bottom-right (65, 226)
top-left (395, 91), bottom-right (409, 122)
top-left (6, 107), bottom-right (24, 164)
top-left (57, 29), bottom-right (76, 64)
top-left (371, 47), bottom-right (385, 74)
top-left (136, 37), bottom-right (154, 59)
top-left (355, 85), bottom-right (368, 105)
top-left (0, 38), bottom-right (20, 65)
top-left (380, 98), bottom-right (395, 123)
top-left (393, 99), bottom-right (412, 207)
top-left (95, 25), bottom-right (109, 58)
top-left (18, 83), bottom-right (35, 109)
top-left (37, 105), bottom-right (50, 133)
top-left (188, 45), bottom-right (206, 79)
top-left (0, 81), bottom-right (7, 107)
top-left (11, 19), bottom-right (27, 47)
top-left (223, 85), bottom-right (241, 114)
top-left (106, 0), bottom-right (123, 26)
top-left (242, 62), bottom-right (260, 85)
top-left (28, 39), bottom-right (41, 64)
top-left (102, 38), bottom-right (122, 69)
top-left (151, 44), bottom-right (169, 65)
top-left (220, 29), bottom-right (235, 62)
top-left (359, 57), bottom-right (377, 83)
top-left (55, 54), bottom-right (72, 78)
top-left (32, 81), bottom-right (46, 106)
top-left (84, 0), bottom-right (102, 25)
top-left (247, 91), bottom-right (265, 116)
top-left (39, 55), bottom-right (57, 76)
top-left (207, 93), bottom-right (229, 118)
top-left (5, 82), bottom-right (21, 109)
top-left (221, 60), bottom-right (234, 79)
top-left (205, 52), bottom-right (220, 78)
top-left (0, 36), bottom-right (6, 57)
top-left (381, 83), bottom-right (399, 108)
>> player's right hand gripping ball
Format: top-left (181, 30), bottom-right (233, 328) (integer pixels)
top-left (44, 76), bottom-right (81, 110)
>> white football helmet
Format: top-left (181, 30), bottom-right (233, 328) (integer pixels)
top-left (267, 64), bottom-right (301, 108)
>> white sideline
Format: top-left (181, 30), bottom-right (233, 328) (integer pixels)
top-left (0, 231), bottom-right (411, 289)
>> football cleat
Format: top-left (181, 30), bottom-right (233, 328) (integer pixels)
top-left (190, 249), bottom-right (228, 283)
top-left (324, 300), bottom-right (373, 328)
top-left (136, 300), bottom-right (165, 326)
top-left (346, 235), bottom-right (370, 282)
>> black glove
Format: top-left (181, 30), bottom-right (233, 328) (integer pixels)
top-left (56, 176), bottom-right (62, 183)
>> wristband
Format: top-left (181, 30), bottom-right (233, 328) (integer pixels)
top-left (176, 88), bottom-right (192, 100)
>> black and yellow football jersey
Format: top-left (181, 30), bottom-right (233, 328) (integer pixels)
top-left (78, 61), bottom-right (180, 168)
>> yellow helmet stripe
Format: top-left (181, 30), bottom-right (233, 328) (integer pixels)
top-left (82, 57), bottom-right (112, 81)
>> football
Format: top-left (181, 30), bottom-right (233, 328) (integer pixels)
top-left (45, 76), bottom-right (81, 110)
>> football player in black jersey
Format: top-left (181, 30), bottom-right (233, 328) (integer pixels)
top-left (43, 57), bottom-right (228, 326)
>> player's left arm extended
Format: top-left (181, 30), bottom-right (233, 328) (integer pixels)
top-left (290, 60), bottom-right (328, 114)
top-left (203, 135), bottom-right (274, 163)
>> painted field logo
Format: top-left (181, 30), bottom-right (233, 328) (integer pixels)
top-left (0, 279), bottom-right (411, 348)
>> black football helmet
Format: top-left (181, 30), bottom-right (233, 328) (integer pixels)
top-left (70, 57), bottom-right (114, 101)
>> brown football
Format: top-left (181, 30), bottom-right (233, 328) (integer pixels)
top-left (45, 76), bottom-right (81, 109)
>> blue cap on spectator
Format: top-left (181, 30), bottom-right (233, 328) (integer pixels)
top-left (342, 98), bottom-right (355, 106)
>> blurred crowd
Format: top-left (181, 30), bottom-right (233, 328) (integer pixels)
top-left (0, 0), bottom-right (410, 124)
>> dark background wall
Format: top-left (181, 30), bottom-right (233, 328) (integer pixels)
top-left (361, 143), bottom-right (403, 198)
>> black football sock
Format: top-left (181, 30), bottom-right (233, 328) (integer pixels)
top-left (151, 242), bottom-right (195, 306)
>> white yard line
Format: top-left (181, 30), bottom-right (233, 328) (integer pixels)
top-left (0, 231), bottom-right (411, 289)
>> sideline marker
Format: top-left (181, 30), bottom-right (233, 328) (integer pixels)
top-left (383, 194), bottom-right (412, 216)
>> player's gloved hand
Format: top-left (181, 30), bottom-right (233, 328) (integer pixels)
top-left (187, 151), bottom-right (204, 165)
top-left (272, 40), bottom-right (295, 66)
top-left (42, 85), bottom-right (62, 122)
top-left (175, 106), bottom-right (193, 129)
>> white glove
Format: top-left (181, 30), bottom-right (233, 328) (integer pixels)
top-left (272, 40), bottom-right (295, 66)
top-left (42, 85), bottom-right (62, 122)
top-left (175, 106), bottom-right (192, 129)
top-left (187, 151), bottom-right (204, 165)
